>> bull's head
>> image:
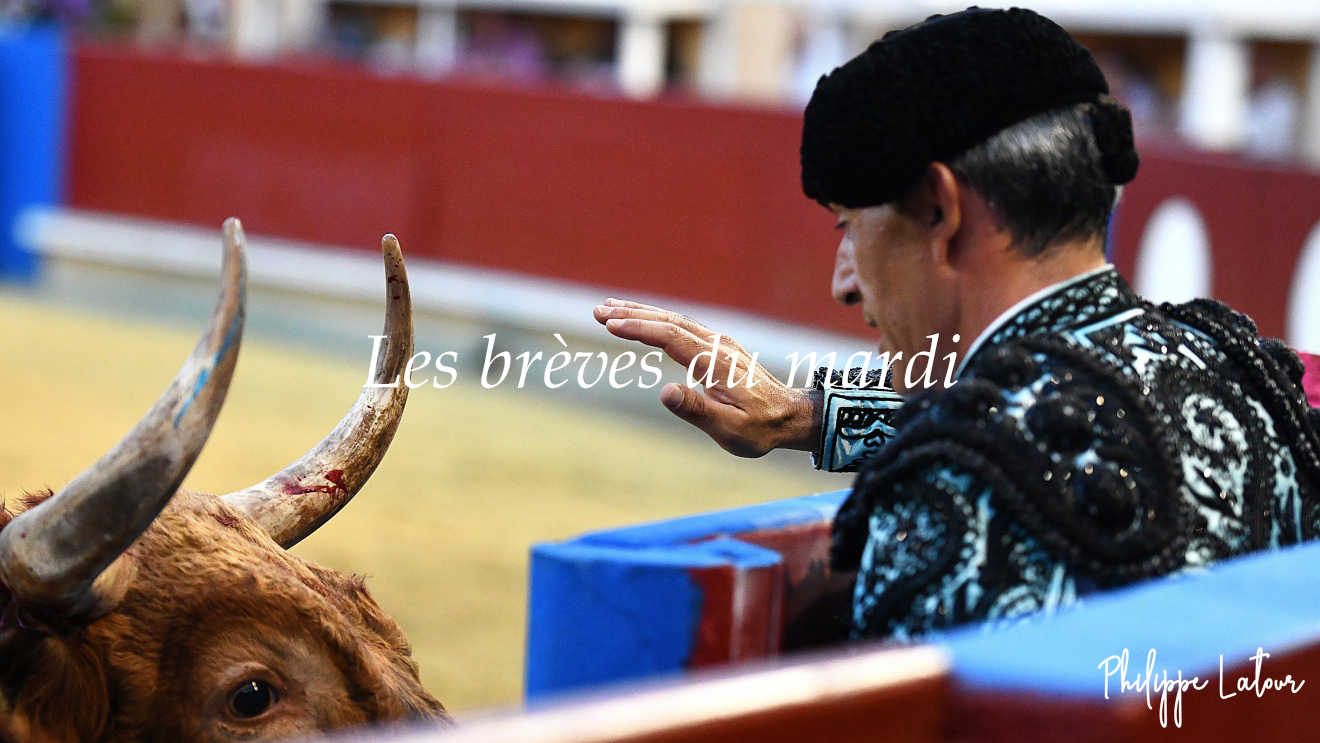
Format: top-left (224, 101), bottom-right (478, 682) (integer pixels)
top-left (0, 220), bottom-right (449, 742)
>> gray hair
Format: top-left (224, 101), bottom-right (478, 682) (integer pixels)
top-left (947, 103), bottom-right (1120, 257)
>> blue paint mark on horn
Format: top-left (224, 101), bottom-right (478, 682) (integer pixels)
top-left (173, 271), bottom-right (244, 428)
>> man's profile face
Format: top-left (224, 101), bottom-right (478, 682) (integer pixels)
top-left (829, 195), bottom-right (958, 392)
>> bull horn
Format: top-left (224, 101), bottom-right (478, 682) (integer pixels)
top-left (222, 235), bottom-right (412, 548)
top-left (0, 218), bottom-right (247, 618)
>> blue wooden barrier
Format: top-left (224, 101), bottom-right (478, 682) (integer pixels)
top-left (0, 25), bottom-right (66, 281)
top-left (947, 538), bottom-right (1320, 694)
top-left (526, 491), bottom-right (1320, 729)
top-left (525, 491), bottom-right (848, 701)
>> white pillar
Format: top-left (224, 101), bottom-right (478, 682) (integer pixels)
top-left (696, 2), bottom-right (738, 97)
top-left (617, 11), bottom-right (666, 98)
top-left (730, 3), bottom-right (796, 101)
top-left (279, 0), bottom-right (324, 51)
top-left (230, 0), bottom-right (283, 58)
top-left (695, 2), bottom-right (801, 101)
top-left (416, 3), bottom-right (459, 76)
top-left (1178, 29), bottom-right (1250, 151)
top-left (792, 11), bottom-right (846, 104)
top-left (1299, 39), bottom-right (1320, 167)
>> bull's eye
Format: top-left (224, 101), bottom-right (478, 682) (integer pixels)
top-left (227, 680), bottom-right (278, 719)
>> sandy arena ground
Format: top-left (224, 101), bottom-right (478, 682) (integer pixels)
top-left (0, 285), bottom-right (843, 714)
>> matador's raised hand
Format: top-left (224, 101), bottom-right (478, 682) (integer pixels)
top-left (593, 298), bottom-right (821, 458)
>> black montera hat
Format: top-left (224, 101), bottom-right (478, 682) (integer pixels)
top-left (800, 7), bottom-right (1139, 209)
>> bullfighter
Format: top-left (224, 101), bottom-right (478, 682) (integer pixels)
top-left (595, 7), bottom-right (1320, 640)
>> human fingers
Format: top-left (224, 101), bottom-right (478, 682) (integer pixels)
top-left (603, 297), bottom-right (670, 313)
top-left (595, 303), bottom-right (752, 358)
top-left (594, 302), bottom-right (711, 335)
top-left (594, 303), bottom-right (677, 326)
top-left (603, 317), bottom-right (722, 375)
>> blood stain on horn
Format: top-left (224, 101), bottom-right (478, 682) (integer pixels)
top-left (281, 470), bottom-right (347, 496)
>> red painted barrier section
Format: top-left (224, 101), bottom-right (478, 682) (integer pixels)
top-left (681, 521), bottom-right (855, 669)
top-left (66, 43), bottom-right (1320, 342)
top-left (736, 522), bottom-right (854, 650)
top-left (685, 560), bottom-right (783, 668)
top-left (66, 42), bottom-right (857, 333)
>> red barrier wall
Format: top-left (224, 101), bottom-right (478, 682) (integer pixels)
top-left (1108, 148), bottom-right (1320, 345)
top-left (66, 43), bottom-right (1320, 344)
top-left (66, 43), bottom-right (856, 332)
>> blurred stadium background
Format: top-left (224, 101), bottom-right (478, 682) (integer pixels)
top-left (2, 0), bottom-right (1320, 717)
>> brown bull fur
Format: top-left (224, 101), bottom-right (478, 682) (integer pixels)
top-left (0, 490), bottom-right (450, 742)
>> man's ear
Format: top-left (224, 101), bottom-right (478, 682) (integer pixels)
top-left (923, 162), bottom-right (962, 265)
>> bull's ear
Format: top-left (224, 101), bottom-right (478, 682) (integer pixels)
top-left (7, 639), bottom-right (110, 743)
top-left (354, 640), bottom-right (451, 725)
